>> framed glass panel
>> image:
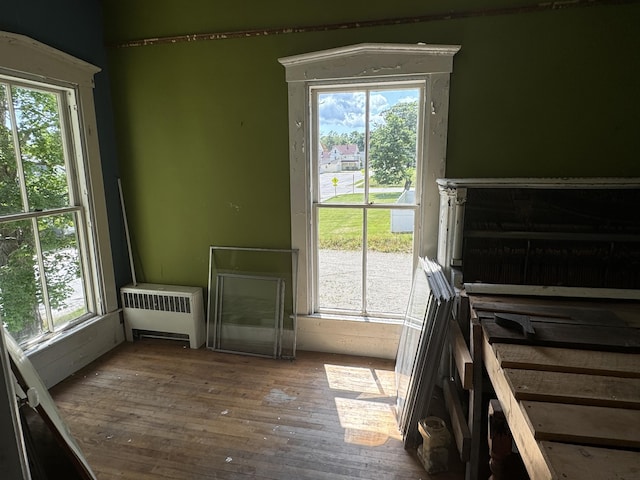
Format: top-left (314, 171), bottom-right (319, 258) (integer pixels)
top-left (206, 246), bottom-right (298, 358)
top-left (395, 265), bottom-right (431, 425)
top-left (215, 274), bottom-right (283, 358)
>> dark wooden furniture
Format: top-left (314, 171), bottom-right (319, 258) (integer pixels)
top-left (437, 178), bottom-right (640, 296)
top-left (437, 178), bottom-right (640, 479)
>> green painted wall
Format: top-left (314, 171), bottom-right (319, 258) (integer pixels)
top-left (102, 1), bottom-right (640, 288)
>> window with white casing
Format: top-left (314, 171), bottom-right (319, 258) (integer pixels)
top-left (0, 32), bottom-right (117, 348)
top-left (279, 43), bottom-right (460, 320)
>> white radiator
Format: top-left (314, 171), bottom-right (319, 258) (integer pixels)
top-left (121, 283), bottom-right (205, 349)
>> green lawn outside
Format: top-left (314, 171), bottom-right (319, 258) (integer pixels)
top-left (319, 192), bottom-right (413, 253)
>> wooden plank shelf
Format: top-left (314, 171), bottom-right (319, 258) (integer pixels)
top-left (504, 368), bottom-right (640, 409)
top-left (492, 343), bottom-right (640, 378)
top-left (522, 401), bottom-right (640, 449)
top-left (541, 442), bottom-right (640, 480)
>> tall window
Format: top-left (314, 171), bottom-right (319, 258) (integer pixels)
top-left (0, 31), bottom-right (116, 348)
top-left (280, 43), bottom-right (459, 319)
top-left (314, 85), bottom-right (422, 316)
top-left (0, 80), bottom-right (90, 345)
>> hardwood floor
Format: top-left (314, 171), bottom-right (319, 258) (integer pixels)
top-left (50, 338), bottom-right (465, 479)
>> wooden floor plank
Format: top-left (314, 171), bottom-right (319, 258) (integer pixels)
top-left (522, 401), bottom-right (640, 448)
top-left (504, 368), bottom-right (640, 409)
top-left (540, 441), bottom-right (640, 480)
top-left (493, 343), bottom-right (640, 378)
top-left (50, 339), bottom-right (465, 480)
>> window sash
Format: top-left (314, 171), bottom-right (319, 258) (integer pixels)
top-left (0, 75), bottom-right (96, 345)
top-left (310, 83), bottom-right (425, 317)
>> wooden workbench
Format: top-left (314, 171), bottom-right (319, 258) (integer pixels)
top-left (469, 295), bottom-right (640, 480)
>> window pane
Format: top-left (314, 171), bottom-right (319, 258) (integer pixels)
top-left (0, 219), bottom-right (45, 343)
top-left (317, 207), bottom-right (362, 311)
top-left (0, 84), bottom-right (23, 215)
top-left (38, 212), bottom-right (88, 329)
top-left (315, 86), bottom-right (422, 318)
top-left (318, 92), bottom-right (365, 204)
top-left (368, 89), bottom-right (419, 193)
top-left (366, 208), bottom-right (414, 315)
top-left (215, 274), bottom-right (282, 357)
top-left (12, 86), bottom-right (70, 211)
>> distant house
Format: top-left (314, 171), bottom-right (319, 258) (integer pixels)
top-left (319, 144), bottom-right (341, 173)
top-left (319, 143), bottom-right (362, 173)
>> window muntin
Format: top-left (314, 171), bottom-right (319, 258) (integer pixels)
top-left (0, 78), bottom-right (93, 346)
top-left (313, 84), bottom-right (422, 317)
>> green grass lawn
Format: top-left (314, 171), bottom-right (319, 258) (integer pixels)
top-left (319, 192), bottom-right (413, 253)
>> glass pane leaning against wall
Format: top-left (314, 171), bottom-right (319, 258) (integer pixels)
top-left (0, 81), bottom-right (90, 345)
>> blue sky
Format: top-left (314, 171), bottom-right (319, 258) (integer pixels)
top-left (318, 88), bottom-right (419, 135)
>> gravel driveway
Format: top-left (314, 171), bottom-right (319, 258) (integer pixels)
top-left (318, 249), bottom-right (414, 315)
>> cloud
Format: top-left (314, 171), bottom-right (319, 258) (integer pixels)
top-left (318, 90), bottom-right (418, 133)
top-left (318, 92), bottom-right (366, 131)
top-left (369, 93), bottom-right (390, 127)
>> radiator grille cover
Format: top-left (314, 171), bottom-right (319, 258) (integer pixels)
top-left (122, 291), bottom-right (192, 313)
top-left (120, 283), bottom-right (205, 348)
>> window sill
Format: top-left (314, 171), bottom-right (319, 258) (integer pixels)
top-left (298, 312), bottom-right (403, 326)
top-left (23, 310), bottom-right (124, 387)
top-left (23, 310), bottom-right (120, 357)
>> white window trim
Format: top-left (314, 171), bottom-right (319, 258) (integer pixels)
top-left (279, 43), bottom-right (460, 317)
top-left (0, 31), bottom-right (120, 383)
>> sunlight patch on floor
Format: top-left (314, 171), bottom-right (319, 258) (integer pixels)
top-left (324, 364), bottom-right (396, 397)
top-left (323, 363), bottom-right (403, 446)
top-left (334, 397), bottom-right (402, 445)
